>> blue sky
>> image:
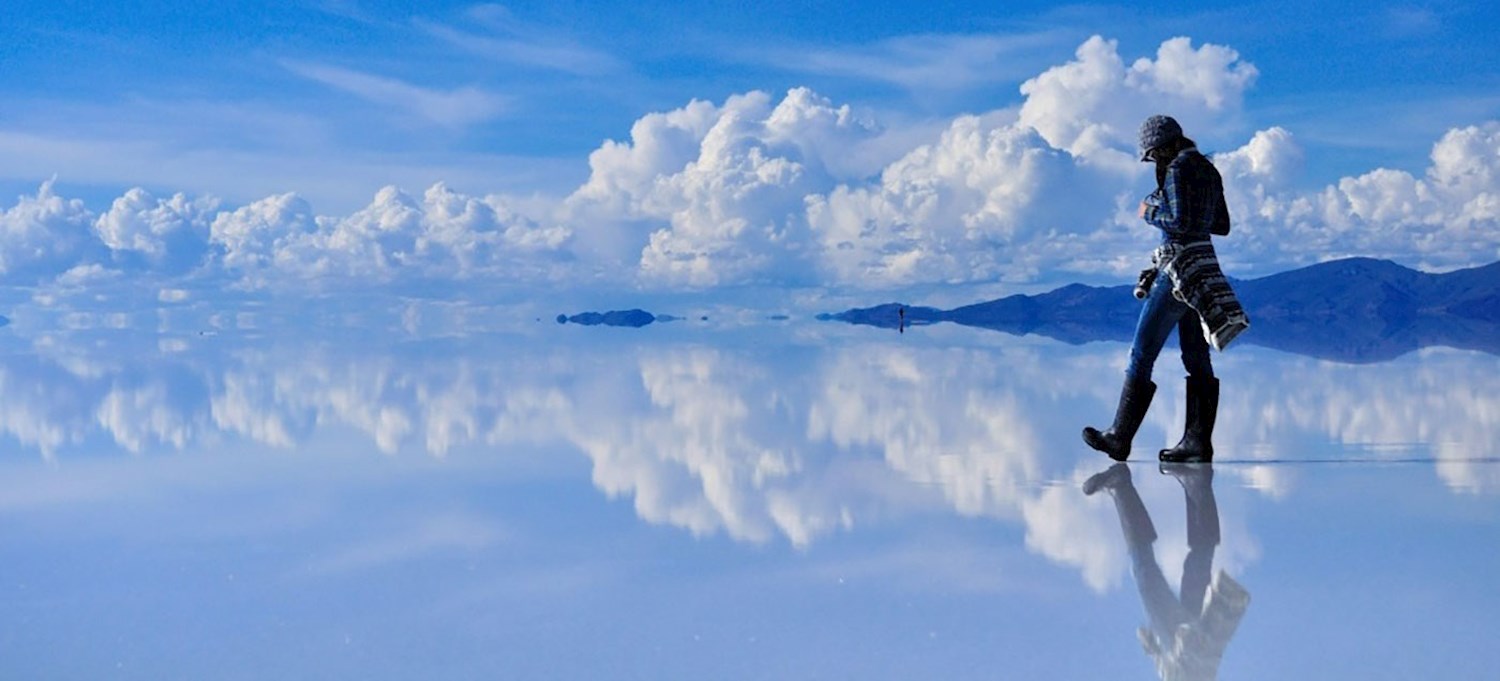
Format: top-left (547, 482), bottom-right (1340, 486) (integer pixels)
top-left (1, 1), bottom-right (1499, 292)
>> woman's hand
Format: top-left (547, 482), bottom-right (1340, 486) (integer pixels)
top-left (1140, 191), bottom-right (1162, 221)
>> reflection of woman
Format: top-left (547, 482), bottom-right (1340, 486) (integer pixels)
top-left (1083, 115), bottom-right (1245, 463)
top-left (1083, 463), bottom-right (1249, 680)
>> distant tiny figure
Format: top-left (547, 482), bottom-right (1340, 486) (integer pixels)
top-left (1083, 115), bottom-right (1248, 464)
top-left (898, 306), bottom-right (905, 334)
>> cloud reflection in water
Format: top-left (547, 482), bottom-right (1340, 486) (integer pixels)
top-left (1, 329), bottom-right (1496, 588)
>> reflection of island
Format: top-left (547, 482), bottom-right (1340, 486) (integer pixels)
top-left (821, 258), bottom-right (1500, 363)
top-left (1084, 464), bottom-right (1249, 680)
top-left (555, 309), bottom-right (661, 327)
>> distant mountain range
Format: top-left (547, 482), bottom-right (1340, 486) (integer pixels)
top-left (819, 258), bottom-right (1500, 363)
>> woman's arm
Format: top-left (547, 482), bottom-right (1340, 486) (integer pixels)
top-left (1143, 165), bottom-right (1184, 233)
top-left (1210, 192), bottom-right (1231, 236)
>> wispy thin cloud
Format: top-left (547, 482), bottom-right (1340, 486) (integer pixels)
top-left (304, 513), bottom-right (506, 575)
top-left (415, 10), bottom-right (623, 77)
top-left (0, 124), bottom-right (581, 215)
top-left (282, 60), bottom-right (508, 128)
top-left (751, 30), bottom-right (1074, 91)
top-left (1381, 5), bottom-right (1443, 39)
top-left (311, 0), bottom-right (394, 26)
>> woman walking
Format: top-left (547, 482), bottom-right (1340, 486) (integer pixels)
top-left (1083, 115), bottom-right (1246, 464)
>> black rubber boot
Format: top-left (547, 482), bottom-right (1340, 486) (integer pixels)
top-left (1159, 375), bottom-right (1219, 463)
top-left (1082, 377), bottom-right (1156, 461)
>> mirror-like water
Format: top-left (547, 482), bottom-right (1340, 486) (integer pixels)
top-left (3, 321), bottom-right (1496, 679)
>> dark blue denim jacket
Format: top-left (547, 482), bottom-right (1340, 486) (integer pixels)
top-left (1142, 147), bottom-right (1231, 244)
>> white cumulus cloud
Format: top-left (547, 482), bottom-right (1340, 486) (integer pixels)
top-left (205, 183), bottom-right (570, 287)
top-left (1215, 122), bottom-right (1500, 272)
top-left (95, 188), bottom-right (220, 273)
top-left (566, 88), bottom-right (886, 287)
top-left (1018, 36), bottom-right (1258, 162)
top-left (208, 192), bottom-right (321, 279)
top-left (1, 34), bottom-right (1498, 292)
top-left (0, 180), bottom-right (105, 281)
top-left (562, 35), bottom-right (1265, 288)
top-left (807, 115), bottom-right (1141, 286)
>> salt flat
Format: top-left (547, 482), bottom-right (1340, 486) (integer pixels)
top-left (2, 321), bottom-right (1495, 679)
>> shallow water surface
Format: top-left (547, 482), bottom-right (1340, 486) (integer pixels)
top-left (2, 321), bottom-right (1497, 679)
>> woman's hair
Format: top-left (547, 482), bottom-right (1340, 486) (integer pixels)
top-left (1154, 136), bottom-right (1198, 188)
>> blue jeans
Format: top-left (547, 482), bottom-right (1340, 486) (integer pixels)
top-left (1127, 269), bottom-right (1214, 382)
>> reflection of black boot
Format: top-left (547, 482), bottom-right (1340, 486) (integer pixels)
top-left (1083, 464), bottom-right (1157, 547)
top-left (1083, 378), bottom-right (1156, 461)
top-left (1161, 463), bottom-right (1220, 547)
top-left (1159, 376), bottom-right (1218, 463)
top-left (1082, 462), bottom-right (1132, 496)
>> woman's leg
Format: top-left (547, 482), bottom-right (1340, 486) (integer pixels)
top-left (1177, 310), bottom-right (1214, 379)
top-left (1127, 276), bottom-right (1190, 382)
top-left (1085, 273), bottom-right (1179, 460)
top-left (1161, 309), bottom-right (1220, 462)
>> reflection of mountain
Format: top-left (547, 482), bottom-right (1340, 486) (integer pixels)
top-left (821, 258), bottom-right (1500, 362)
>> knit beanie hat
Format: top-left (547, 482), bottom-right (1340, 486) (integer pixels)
top-left (1139, 115), bottom-right (1183, 161)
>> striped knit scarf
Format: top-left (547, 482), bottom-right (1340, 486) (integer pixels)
top-left (1153, 241), bottom-right (1250, 351)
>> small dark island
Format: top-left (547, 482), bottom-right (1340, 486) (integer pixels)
top-left (556, 309), bottom-right (658, 328)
